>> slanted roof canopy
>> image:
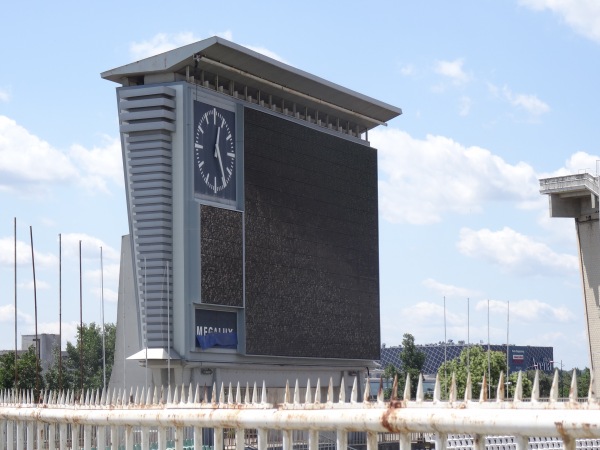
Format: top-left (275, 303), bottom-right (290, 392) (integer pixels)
top-left (101, 36), bottom-right (401, 134)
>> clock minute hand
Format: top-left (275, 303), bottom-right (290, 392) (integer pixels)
top-left (214, 126), bottom-right (226, 184)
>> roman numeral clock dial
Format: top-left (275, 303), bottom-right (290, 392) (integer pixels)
top-left (193, 102), bottom-right (236, 201)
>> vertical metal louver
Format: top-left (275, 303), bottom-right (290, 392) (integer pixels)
top-left (118, 85), bottom-right (176, 349)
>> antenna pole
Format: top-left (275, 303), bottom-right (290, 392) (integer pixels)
top-left (14, 218), bottom-right (18, 389)
top-left (101, 246), bottom-right (106, 391)
top-left (30, 226), bottom-right (40, 397)
top-left (59, 234), bottom-right (62, 391)
top-left (79, 240), bottom-right (83, 394)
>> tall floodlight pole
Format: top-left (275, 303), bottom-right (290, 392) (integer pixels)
top-left (14, 218), bottom-right (18, 388)
top-left (101, 247), bottom-right (106, 391)
top-left (467, 298), bottom-right (470, 372)
top-left (167, 260), bottom-right (171, 388)
top-left (506, 301), bottom-right (510, 398)
top-left (487, 299), bottom-right (491, 399)
top-left (144, 257), bottom-right (148, 392)
top-left (79, 240), bottom-right (83, 394)
top-left (443, 296), bottom-right (447, 398)
top-left (30, 226), bottom-right (40, 396)
top-left (59, 234), bottom-right (62, 391)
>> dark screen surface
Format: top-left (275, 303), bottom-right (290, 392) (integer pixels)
top-left (200, 205), bottom-right (244, 307)
top-left (243, 108), bottom-right (380, 360)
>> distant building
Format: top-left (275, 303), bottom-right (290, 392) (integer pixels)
top-left (379, 342), bottom-right (554, 376)
top-left (0, 334), bottom-right (60, 373)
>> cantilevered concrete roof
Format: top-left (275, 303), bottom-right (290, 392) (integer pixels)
top-left (101, 36), bottom-right (401, 131)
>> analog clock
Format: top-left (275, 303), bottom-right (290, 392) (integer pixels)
top-left (193, 102), bottom-right (236, 200)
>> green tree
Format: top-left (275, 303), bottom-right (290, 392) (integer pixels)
top-left (437, 345), bottom-right (507, 399)
top-left (507, 370), bottom-right (533, 398)
top-left (399, 333), bottom-right (425, 398)
top-left (45, 322), bottom-right (116, 392)
top-left (0, 346), bottom-right (45, 394)
top-left (577, 368), bottom-right (591, 398)
top-left (383, 334), bottom-right (425, 399)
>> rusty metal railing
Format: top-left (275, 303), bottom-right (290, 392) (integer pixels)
top-left (0, 370), bottom-right (598, 450)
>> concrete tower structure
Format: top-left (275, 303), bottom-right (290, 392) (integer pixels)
top-left (540, 172), bottom-right (599, 396)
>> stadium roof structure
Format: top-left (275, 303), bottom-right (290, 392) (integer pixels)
top-left (379, 343), bottom-right (554, 375)
top-left (101, 36), bottom-right (402, 136)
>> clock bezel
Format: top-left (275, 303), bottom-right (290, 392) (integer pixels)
top-left (192, 97), bottom-right (239, 207)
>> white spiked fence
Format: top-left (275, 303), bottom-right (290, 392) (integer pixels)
top-left (0, 370), bottom-right (598, 450)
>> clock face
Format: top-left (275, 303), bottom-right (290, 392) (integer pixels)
top-left (193, 102), bottom-right (236, 200)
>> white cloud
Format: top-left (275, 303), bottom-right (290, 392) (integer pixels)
top-left (519, 0), bottom-right (600, 44)
top-left (59, 233), bottom-right (120, 262)
top-left (501, 85), bottom-right (550, 116)
top-left (0, 304), bottom-right (33, 325)
top-left (0, 88), bottom-right (10, 103)
top-left (129, 31), bottom-right (288, 63)
top-left (476, 298), bottom-right (575, 323)
top-left (69, 135), bottom-right (123, 192)
top-left (129, 32), bottom-right (202, 60)
top-left (400, 301), bottom-right (464, 325)
top-left (0, 116), bottom-right (123, 195)
top-left (423, 278), bottom-right (481, 299)
top-left (18, 279), bottom-right (51, 292)
top-left (372, 128), bottom-right (539, 224)
top-left (87, 262), bottom-right (120, 303)
top-left (457, 226), bottom-right (579, 276)
top-left (0, 116), bottom-right (79, 192)
top-left (541, 151), bottom-right (600, 178)
top-left (459, 96), bottom-right (472, 116)
top-left (36, 320), bottom-right (79, 348)
top-left (434, 58), bottom-right (470, 85)
top-left (0, 237), bottom-right (57, 269)
top-left (399, 64), bottom-right (416, 76)
top-left (488, 83), bottom-right (550, 116)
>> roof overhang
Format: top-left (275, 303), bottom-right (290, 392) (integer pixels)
top-left (101, 36), bottom-right (402, 132)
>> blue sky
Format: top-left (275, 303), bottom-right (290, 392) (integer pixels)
top-left (1, 1), bottom-right (599, 370)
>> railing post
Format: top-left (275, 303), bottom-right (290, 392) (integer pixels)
top-left (125, 426), bottom-right (133, 450)
top-left (282, 430), bottom-right (293, 450)
top-left (27, 422), bottom-right (34, 450)
top-left (110, 426), bottom-right (118, 450)
top-left (158, 426), bottom-right (167, 450)
top-left (72, 424), bottom-right (80, 450)
top-left (141, 427), bottom-right (148, 450)
top-left (15, 421), bottom-right (22, 450)
top-left (175, 426), bottom-right (183, 450)
top-left (515, 435), bottom-right (528, 450)
top-left (36, 423), bottom-right (44, 450)
top-left (193, 427), bottom-right (202, 450)
top-left (433, 433), bottom-right (447, 450)
top-left (6, 420), bottom-right (12, 450)
top-left (48, 424), bottom-right (56, 450)
top-left (257, 428), bottom-right (267, 450)
top-left (214, 428), bottom-right (224, 450)
top-left (308, 430), bottom-right (318, 450)
top-left (1, 419), bottom-right (6, 450)
top-left (58, 423), bottom-right (67, 450)
top-left (336, 430), bottom-right (347, 450)
top-left (84, 425), bottom-right (91, 450)
top-left (399, 433), bottom-right (410, 450)
top-left (473, 434), bottom-right (485, 450)
top-left (366, 431), bottom-right (378, 450)
top-left (235, 429), bottom-right (245, 450)
top-left (563, 436), bottom-right (576, 450)
top-left (97, 426), bottom-right (106, 450)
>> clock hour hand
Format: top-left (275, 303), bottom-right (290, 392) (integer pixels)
top-left (214, 126), bottom-right (226, 185)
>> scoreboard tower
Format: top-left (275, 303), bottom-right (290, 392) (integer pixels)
top-left (102, 37), bottom-right (401, 400)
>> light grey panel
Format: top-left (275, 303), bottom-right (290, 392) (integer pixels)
top-left (118, 85), bottom-right (176, 349)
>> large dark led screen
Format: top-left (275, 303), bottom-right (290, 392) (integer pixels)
top-left (244, 108), bottom-right (380, 359)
